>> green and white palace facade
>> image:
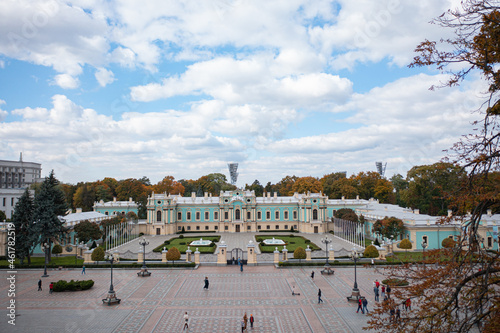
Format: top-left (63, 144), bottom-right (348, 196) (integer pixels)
top-left (145, 189), bottom-right (500, 251)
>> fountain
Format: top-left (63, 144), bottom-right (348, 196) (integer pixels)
top-left (190, 238), bottom-right (212, 246)
top-left (263, 237), bottom-right (286, 245)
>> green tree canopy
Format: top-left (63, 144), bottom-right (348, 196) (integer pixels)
top-left (74, 220), bottom-right (103, 243)
top-left (398, 238), bottom-right (412, 252)
top-left (333, 208), bottom-right (359, 222)
top-left (372, 216), bottom-right (406, 240)
top-left (293, 246), bottom-right (307, 262)
top-left (91, 246), bottom-right (105, 262)
top-left (363, 245), bottom-right (379, 258)
top-left (12, 188), bottom-right (36, 264)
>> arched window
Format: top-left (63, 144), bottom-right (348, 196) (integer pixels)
top-left (196, 212), bottom-right (200, 220)
top-left (224, 211), bottom-right (229, 220)
top-left (313, 209), bottom-right (318, 220)
top-left (257, 211), bottom-right (262, 219)
top-left (266, 211), bottom-right (271, 220)
top-left (247, 211), bottom-right (251, 220)
top-left (275, 211), bottom-right (280, 220)
top-left (293, 211), bottom-right (297, 219)
top-left (235, 209), bottom-right (241, 220)
top-left (187, 211), bottom-right (191, 220)
top-left (156, 211), bottom-right (162, 222)
top-left (205, 211), bottom-right (209, 220)
top-left (284, 211), bottom-right (288, 219)
top-left (214, 211), bottom-right (219, 220)
top-left (178, 211), bottom-right (182, 220)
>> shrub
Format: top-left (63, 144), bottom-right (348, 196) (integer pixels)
top-left (91, 247), bottom-right (105, 262)
top-left (363, 245), bottom-right (379, 258)
top-left (164, 240), bottom-right (170, 245)
top-left (52, 244), bottom-right (63, 256)
top-left (305, 239), bottom-right (311, 244)
top-left (53, 279), bottom-right (94, 292)
top-left (399, 238), bottom-right (412, 252)
top-left (293, 247), bottom-right (306, 262)
top-left (442, 237), bottom-right (457, 248)
top-left (179, 242), bottom-right (186, 245)
top-left (210, 242), bottom-right (216, 247)
top-left (139, 232), bottom-right (144, 236)
top-left (179, 234), bottom-right (184, 239)
top-left (166, 247), bottom-right (181, 262)
top-left (289, 234), bottom-right (295, 238)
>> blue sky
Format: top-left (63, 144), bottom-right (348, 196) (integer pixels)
top-left (0, 0), bottom-right (485, 187)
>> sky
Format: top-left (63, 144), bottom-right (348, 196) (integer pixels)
top-left (0, 0), bottom-right (486, 187)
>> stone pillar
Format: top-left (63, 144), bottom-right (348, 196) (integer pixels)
top-left (282, 246), bottom-right (288, 261)
top-left (328, 245), bottom-right (335, 261)
top-left (273, 247), bottom-right (280, 264)
top-left (217, 241), bottom-right (227, 266)
top-left (306, 245), bottom-right (312, 261)
top-left (83, 249), bottom-right (94, 264)
top-left (162, 247), bottom-right (168, 262)
top-left (138, 247), bottom-right (144, 264)
top-left (186, 247), bottom-right (192, 262)
top-left (194, 248), bottom-right (200, 265)
top-left (113, 250), bottom-right (120, 263)
top-left (247, 241), bottom-right (257, 265)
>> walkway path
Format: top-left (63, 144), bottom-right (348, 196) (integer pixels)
top-left (1, 265), bottom-right (384, 333)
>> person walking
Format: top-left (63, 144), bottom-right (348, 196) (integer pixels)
top-left (311, 271), bottom-right (314, 280)
top-left (317, 289), bottom-right (323, 303)
top-left (38, 279), bottom-right (42, 291)
top-left (240, 261), bottom-right (243, 272)
top-left (49, 282), bottom-right (54, 294)
top-left (405, 298), bottom-right (411, 311)
top-left (81, 265), bottom-right (86, 274)
top-left (395, 307), bottom-right (401, 322)
top-left (356, 298), bottom-right (364, 313)
top-left (386, 285), bottom-right (392, 299)
top-left (203, 277), bottom-right (209, 290)
top-left (241, 319), bottom-right (245, 332)
top-left (381, 285), bottom-right (386, 299)
top-left (243, 313), bottom-right (248, 330)
top-left (183, 312), bottom-right (189, 330)
top-left (362, 297), bottom-right (369, 313)
top-left (374, 286), bottom-right (379, 302)
top-left (249, 314), bottom-right (254, 329)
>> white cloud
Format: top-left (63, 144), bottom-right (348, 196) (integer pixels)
top-left (52, 74), bottom-right (80, 89)
top-left (95, 67), bottom-right (115, 87)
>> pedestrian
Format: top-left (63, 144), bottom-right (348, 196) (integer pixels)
top-left (389, 308), bottom-right (395, 322)
top-left (232, 257), bottom-right (235, 265)
top-left (374, 286), bottom-right (379, 302)
top-left (38, 279), bottom-right (42, 291)
top-left (237, 258), bottom-right (241, 266)
top-left (395, 307), bottom-right (401, 321)
top-left (405, 298), bottom-right (411, 311)
top-left (356, 298), bottom-right (364, 313)
top-left (318, 289), bottom-right (323, 303)
top-left (82, 265), bottom-right (86, 274)
top-left (371, 258), bottom-right (375, 268)
top-left (381, 285), bottom-right (385, 298)
top-left (311, 271), bottom-right (314, 279)
top-left (240, 262), bottom-right (243, 272)
top-left (241, 319), bottom-right (245, 332)
top-left (386, 285), bottom-right (392, 299)
top-left (183, 312), bottom-right (189, 330)
top-left (49, 282), bottom-right (54, 294)
top-left (203, 277), bottom-right (209, 290)
top-left (362, 297), bottom-right (369, 313)
top-left (249, 314), bottom-right (254, 328)
top-left (243, 313), bottom-right (248, 330)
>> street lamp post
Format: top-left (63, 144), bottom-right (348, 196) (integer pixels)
top-left (74, 238), bottom-right (79, 265)
top-left (42, 242), bottom-right (49, 277)
top-left (102, 253), bottom-right (121, 305)
top-left (347, 247), bottom-right (361, 301)
top-left (137, 237), bottom-right (151, 277)
top-left (320, 236), bottom-right (334, 275)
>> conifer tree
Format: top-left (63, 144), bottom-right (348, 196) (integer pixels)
top-left (12, 188), bottom-right (36, 264)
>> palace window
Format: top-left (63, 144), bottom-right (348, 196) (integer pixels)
top-left (196, 212), bottom-right (200, 220)
top-left (487, 236), bottom-right (492, 248)
top-left (422, 236), bottom-right (428, 245)
top-left (285, 225), bottom-right (288, 229)
top-left (214, 226), bottom-right (218, 230)
top-left (156, 211), bottom-right (162, 222)
top-left (205, 211), bottom-right (209, 220)
top-left (266, 211), bottom-right (270, 220)
top-left (214, 211), bottom-right (218, 220)
top-left (266, 225), bottom-right (270, 230)
top-left (187, 212), bottom-right (191, 220)
top-left (293, 211), bottom-right (297, 219)
top-left (196, 226), bottom-right (200, 230)
top-left (224, 211), bottom-right (229, 220)
top-left (247, 211), bottom-right (251, 220)
top-left (225, 226), bottom-right (228, 230)
top-left (275, 211), bottom-right (279, 220)
top-left (178, 212), bottom-right (182, 220)
top-left (312, 209), bottom-right (318, 220)
top-left (247, 226), bottom-right (251, 230)
top-left (205, 226), bottom-right (209, 230)
top-left (187, 226), bottom-right (191, 231)
top-left (257, 211), bottom-right (262, 220)
top-left (275, 225), bottom-right (279, 229)
top-left (284, 211), bottom-right (288, 219)
top-left (258, 225), bottom-right (261, 230)
top-left (235, 209), bottom-right (241, 220)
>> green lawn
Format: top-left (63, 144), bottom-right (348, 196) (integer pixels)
top-left (0, 256), bottom-right (84, 267)
top-left (153, 235), bottom-right (221, 254)
top-left (256, 235), bottom-right (320, 253)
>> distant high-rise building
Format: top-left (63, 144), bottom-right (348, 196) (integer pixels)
top-left (228, 163), bottom-right (239, 186)
top-left (375, 162), bottom-right (387, 177)
top-left (0, 154), bottom-right (42, 219)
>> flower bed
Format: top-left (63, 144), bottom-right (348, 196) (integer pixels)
top-left (53, 279), bottom-right (94, 292)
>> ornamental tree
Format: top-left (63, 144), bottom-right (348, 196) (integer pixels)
top-left (12, 188), bottom-right (36, 264)
top-left (363, 245), bottom-right (379, 258)
top-left (293, 246), bottom-right (306, 263)
top-left (372, 216), bottom-right (406, 240)
top-left (166, 247), bottom-right (181, 263)
top-left (91, 246), bottom-right (105, 263)
top-left (74, 220), bottom-right (102, 243)
top-left (398, 238), bottom-right (413, 253)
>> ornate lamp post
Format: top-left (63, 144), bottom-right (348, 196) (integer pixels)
top-left (137, 237), bottom-right (151, 277)
top-left (42, 242), bottom-right (49, 277)
top-left (74, 238), bottom-right (79, 265)
top-left (347, 247), bottom-right (361, 301)
top-left (102, 253), bottom-right (121, 305)
top-left (421, 240), bottom-right (428, 256)
top-left (320, 236), bottom-right (334, 274)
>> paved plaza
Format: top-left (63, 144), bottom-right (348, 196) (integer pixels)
top-left (0, 264), bottom-right (385, 333)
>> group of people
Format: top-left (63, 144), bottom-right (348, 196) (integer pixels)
top-left (37, 279), bottom-right (54, 294)
top-left (240, 312), bottom-right (255, 331)
top-left (373, 279), bottom-right (392, 302)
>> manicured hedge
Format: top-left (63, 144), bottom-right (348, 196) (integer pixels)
top-left (382, 278), bottom-right (409, 286)
top-left (53, 279), bottom-right (94, 292)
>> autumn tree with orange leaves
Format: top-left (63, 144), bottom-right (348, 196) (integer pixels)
top-left (366, 1), bottom-right (500, 332)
